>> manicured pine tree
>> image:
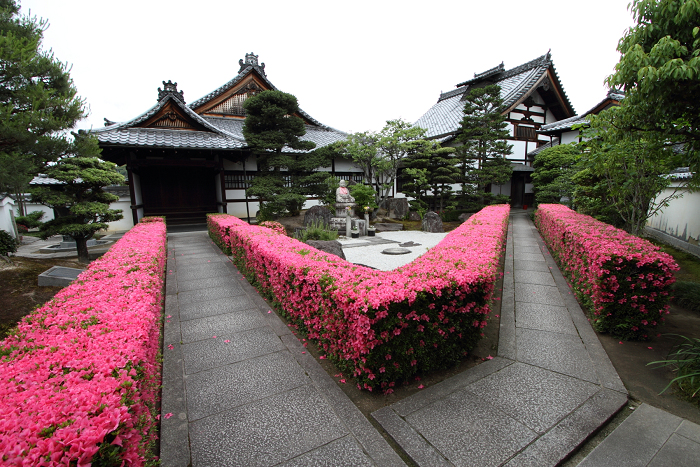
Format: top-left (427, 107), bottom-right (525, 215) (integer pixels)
top-left (456, 84), bottom-right (513, 204)
top-left (403, 143), bottom-right (458, 212)
top-left (30, 133), bottom-right (124, 263)
top-left (242, 90), bottom-right (319, 218)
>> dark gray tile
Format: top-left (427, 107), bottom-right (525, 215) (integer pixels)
top-left (177, 285), bottom-right (245, 306)
top-left (177, 263), bottom-right (234, 282)
top-left (179, 295), bottom-right (255, 321)
top-left (515, 269), bottom-right (556, 286)
top-left (648, 432), bottom-right (700, 467)
top-left (189, 385), bottom-right (347, 467)
top-left (514, 283), bottom-right (564, 306)
top-left (406, 389), bottom-right (537, 467)
top-left (579, 403), bottom-right (682, 467)
top-left (514, 252), bottom-right (546, 262)
top-left (181, 309), bottom-right (267, 343)
top-left (677, 419), bottom-right (700, 444)
top-left (185, 351), bottom-right (309, 420)
top-left (514, 260), bottom-right (551, 272)
top-left (177, 274), bottom-right (240, 292)
top-left (466, 363), bottom-right (599, 433)
top-left (182, 327), bottom-right (286, 374)
top-left (278, 436), bottom-right (375, 467)
top-left (516, 302), bottom-right (577, 335)
top-left (516, 328), bottom-right (598, 383)
top-left (175, 255), bottom-right (227, 265)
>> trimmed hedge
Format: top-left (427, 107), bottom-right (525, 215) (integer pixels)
top-left (0, 217), bottom-right (167, 465)
top-left (208, 205), bottom-right (509, 392)
top-left (535, 204), bottom-right (678, 340)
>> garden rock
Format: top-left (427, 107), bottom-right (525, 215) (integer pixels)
top-left (408, 211), bottom-right (421, 221)
top-left (386, 198), bottom-right (409, 219)
top-left (304, 205), bottom-right (332, 227)
top-left (306, 240), bottom-right (346, 260)
top-left (458, 213), bottom-right (473, 223)
top-left (422, 211), bottom-right (444, 233)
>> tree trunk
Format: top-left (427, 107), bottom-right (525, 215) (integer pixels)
top-left (76, 238), bottom-right (90, 264)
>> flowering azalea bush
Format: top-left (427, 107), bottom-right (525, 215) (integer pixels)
top-left (259, 220), bottom-right (286, 236)
top-left (535, 204), bottom-right (678, 340)
top-left (209, 205), bottom-right (509, 392)
top-left (0, 217), bottom-right (167, 465)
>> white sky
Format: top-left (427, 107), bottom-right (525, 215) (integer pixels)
top-left (20, 0), bottom-right (636, 135)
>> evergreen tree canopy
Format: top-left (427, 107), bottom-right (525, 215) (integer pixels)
top-left (531, 143), bottom-right (580, 205)
top-left (0, 0), bottom-right (86, 201)
top-left (30, 133), bottom-right (124, 263)
top-left (456, 84), bottom-right (513, 200)
top-left (242, 90), bottom-right (324, 218)
top-left (403, 143), bottom-right (458, 211)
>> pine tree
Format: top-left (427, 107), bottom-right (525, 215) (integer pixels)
top-left (456, 84), bottom-right (513, 205)
top-left (242, 90), bottom-right (319, 218)
top-left (403, 143), bottom-right (458, 212)
top-left (0, 0), bottom-right (86, 210)
top-left (30, 133), bottom-right (124, 263)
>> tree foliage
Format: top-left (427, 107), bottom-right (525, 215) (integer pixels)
top-left (607, 0), bottom-right (700, 168)
top-left (403, 143), bottom-right (458, 212)
top-left (338, 119), bottom-right (430, 208)
top-left (242, 90), bottom-right (327, 218)
top-left (30, 133), bottom-right (124, 263)
top-left (532, 144), bottom-right (580, 205)
top-left (456, 84), bottom-right (513, 203)
top-left (0, 0), bottom-right (86, 207)
top-left (577, 106), bottom-right (692, 236)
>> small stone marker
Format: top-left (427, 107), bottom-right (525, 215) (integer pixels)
top-left (382, 247), bottom-right (411, 255)
top-left (399, 241), bottom-right (421, 247)
top-left (38, 266), bottom-right (84, 287)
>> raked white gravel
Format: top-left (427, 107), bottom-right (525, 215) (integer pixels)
top-left (337, 231), bottom-right (448, 271)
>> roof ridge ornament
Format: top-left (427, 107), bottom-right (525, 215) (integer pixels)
top-left (158, 80), bottom-right (185, 103)
top-left (238, 52), bottom-right (266, 76)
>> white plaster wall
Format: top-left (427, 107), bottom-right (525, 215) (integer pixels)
top-left (20, 202), bottom-right (54, 221)
top-left (509, 140), bottom-right (528, 161)
top-left (334, 158), bottom-right (360, 171)
top-left (561, 131), bottom-right (580, 145)
top-left (107, 199), bottom-right (134, 232)
top-left (491, 183), bottom-right (511, 196)
top-left (545, 109), bottom-right (556, 125)
top-left (0, 197), bottom-right (17, 238)
top-left (647, 187), bottom-right (700, 246)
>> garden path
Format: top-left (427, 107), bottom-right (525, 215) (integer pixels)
top-left (159, 212), bottom-right (700, 466)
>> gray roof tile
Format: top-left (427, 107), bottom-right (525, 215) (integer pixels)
top-left (416, 52), bottom-right (575, 141)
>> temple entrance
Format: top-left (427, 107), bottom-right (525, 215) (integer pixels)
top-left (140, 166), bottom-right (217, 225)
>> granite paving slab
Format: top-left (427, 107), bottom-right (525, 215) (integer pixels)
top-left (180, 309), bottom-right (267, 343)
top-left (514, 269), bottom-right (557, 286)
top-left (182, 326), bottom-right (287, 374)
top-left (514, 259), bottom-right (552, 272)
top-left (176, 284), bottom-right (245, 306)
top-left (515, 302), bottom-right (578, 335)
top-left (278, 435), bottom-right (375, 467)
top-left (514, 252), bottom-right (546, 262)
top-left (184, 351), bottom-right (309, 421)
top-left (178, 295), bottom-right (256, 321)
top-left (514, 283), bottom-right (564, 306)
top-left (176, 274), bottom-right (242, 292)
top-left (189, 385), bottom-right (349, 467)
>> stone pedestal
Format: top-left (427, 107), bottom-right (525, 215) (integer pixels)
top-left (335, 202), bottom-right (356, 217)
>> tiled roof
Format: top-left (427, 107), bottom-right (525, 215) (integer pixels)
top-left (93, 90), bottom-right (246, 150)
top-left (526, 138), bottom-right (560, 157)
top-left (94, 57), bottom-right (346, 152)
top-left (539, 90), bottom-right (625, 134)
top-left (30, 174), bottom-right (66, 185)
top-left (416, 52), bottom-right (575, 141)
top-left (204, 117), bottom-right (347, 151)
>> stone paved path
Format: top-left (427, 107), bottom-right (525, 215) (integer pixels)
top-left (160, 231), bottom-right (404, 467)
top-left (159, 212), bottom-right (698, 466)
top-left (372, 212), bottom-right (629, 466)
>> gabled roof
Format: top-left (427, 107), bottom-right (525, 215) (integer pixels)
top-left (414, 51), bottom-right (575, 142)
top-left (539, 89), bottom-right (624, 135)
top-left (93, 80), bottom-right (246, 150)
top-left (94, 53), bottom-right (346, 152)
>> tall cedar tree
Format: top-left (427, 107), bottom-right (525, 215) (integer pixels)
top-left (402, 143), bottom-right (458, 212)
top-left (30, 133), bottom-right (124, 263)
top-left (606, 0), bottom-right (700, 170)
top-left (456, 84), bottom-right (513, 202)
top-left (0, 0), bottom-right (86, 213)
top-left (242, 90), bottom-right (320, 218)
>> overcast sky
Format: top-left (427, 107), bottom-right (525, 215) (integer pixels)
top-left (20, 0), bottom-right (636, 135)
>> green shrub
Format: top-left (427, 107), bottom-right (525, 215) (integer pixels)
top-left (14, 210), bottom-right (45, 229)
top-left (0, 230), bottom-right (18, 256)
top-left (649, 335), bottom-right (700, 399)
top-left (349, 184), bottom-right (378, 210)
top-left (673, 281), bottom-right (700, 313)
top-left (294, 219), bottom-right (338, 242)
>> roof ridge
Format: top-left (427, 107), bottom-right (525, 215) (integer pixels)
top-left (456, 52), bottom-right (551, 87)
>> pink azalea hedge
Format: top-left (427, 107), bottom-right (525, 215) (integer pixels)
top-left (535, 204), bottom-right (678, 340)
top-left (0, 217), bottom-right (167, 466)
top-left (208, 205), bottom-right (509, 392)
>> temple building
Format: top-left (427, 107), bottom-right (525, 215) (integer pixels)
top-left (93, 53), bottom-right (350, 226)
top-left (413, 51), bottom-right (576, 208)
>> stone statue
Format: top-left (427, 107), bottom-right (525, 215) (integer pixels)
top-left (336, 180), bottom-right (355, 203)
